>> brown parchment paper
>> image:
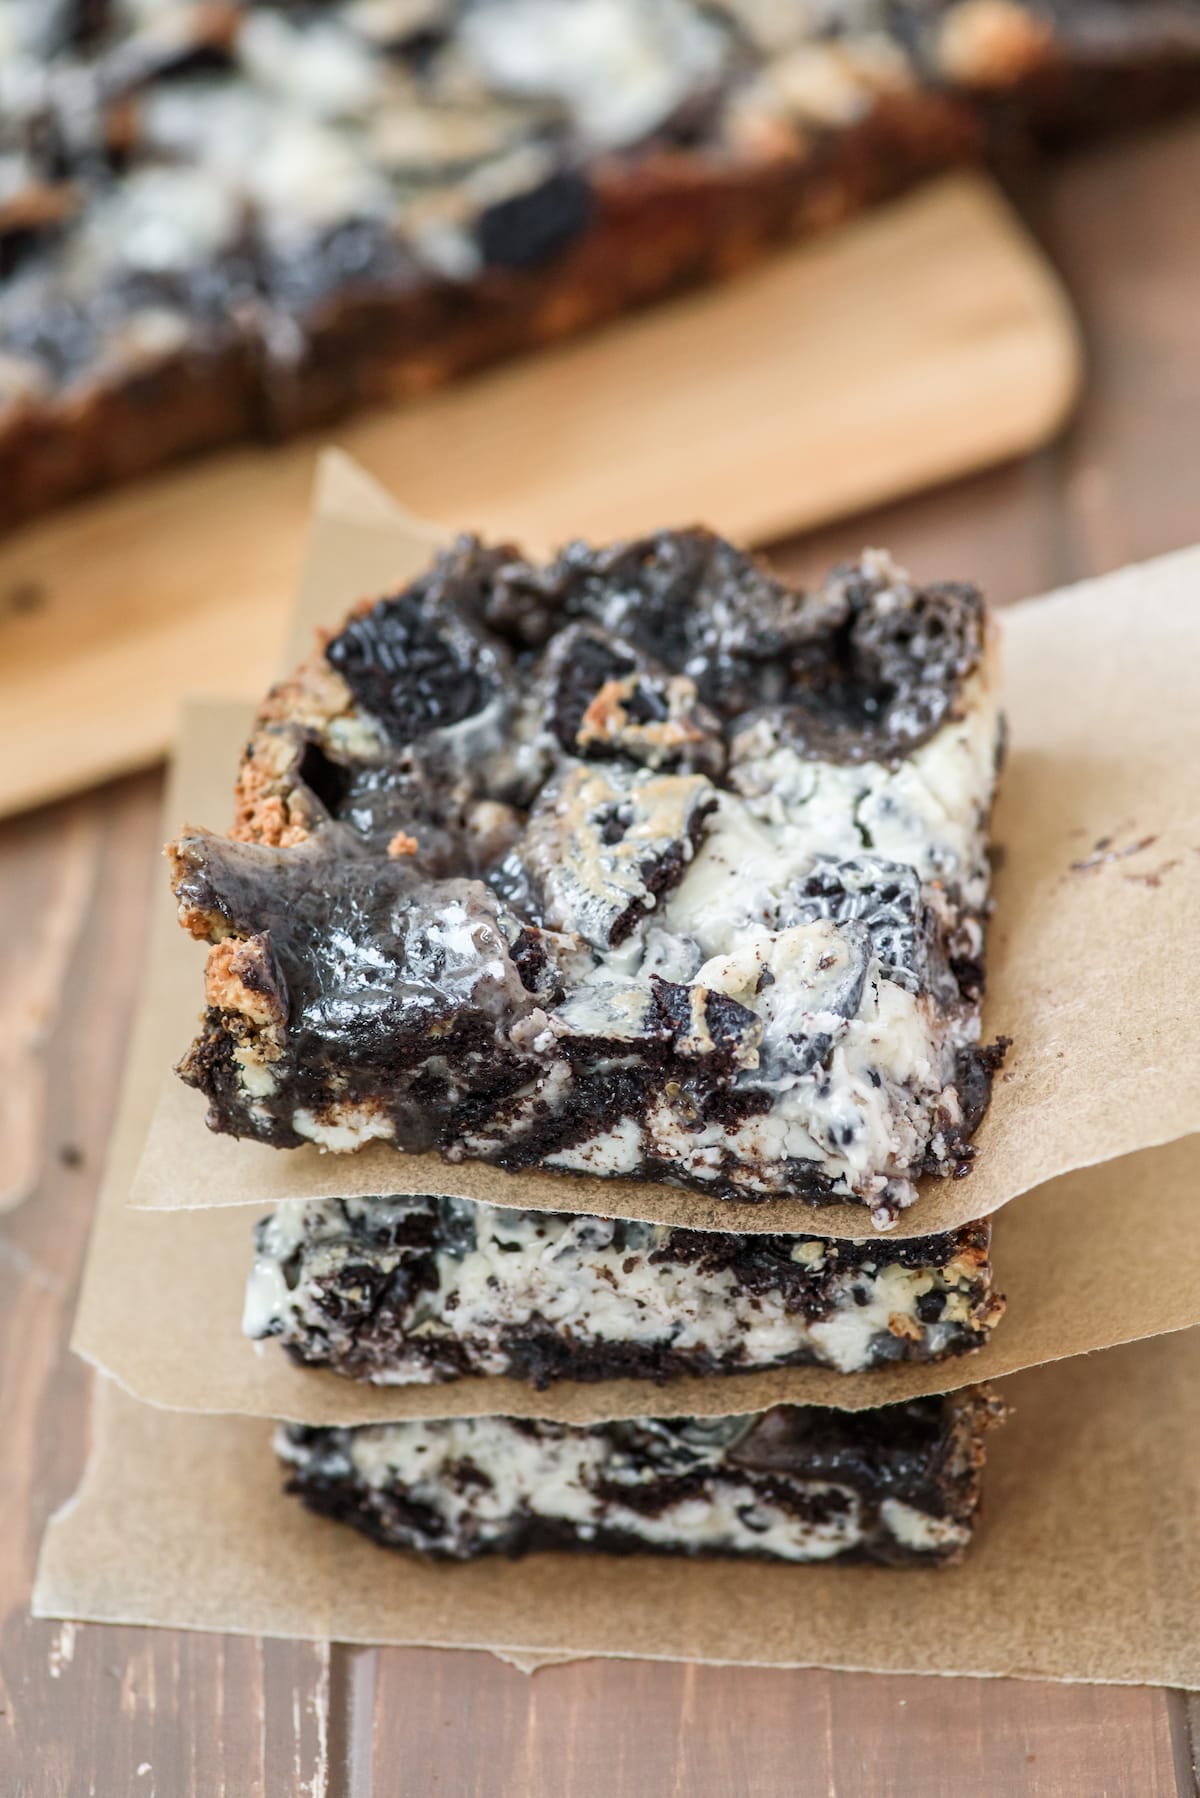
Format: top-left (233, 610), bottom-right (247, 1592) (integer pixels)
top-left (33, 1332), bottom-right (1200, 1688)
top-left (130, 455), bottom-right (1200, 1239)
top-left (75, 1133), bottom-right (1200, 1426)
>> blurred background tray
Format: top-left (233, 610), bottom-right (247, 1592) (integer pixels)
top-left (0, 172), bottom-right (1080, 820)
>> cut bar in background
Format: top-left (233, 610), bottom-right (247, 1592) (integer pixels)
top-left (0, 177), bottom-right (1079, 818)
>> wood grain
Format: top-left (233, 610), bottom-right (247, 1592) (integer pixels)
top-left (0, 174), bottom-right (1079, 820)
top-left (0, 800), bottom-right (101, 1212)
top-left (3, 120), bottom-right (1200, 1797)
top-left (1041, 130), bottom-right (1200, 582)
top-left (0, 775), bottom-right (331, 1798)
top-left (365, 1653), bottom-right (1186, 1798)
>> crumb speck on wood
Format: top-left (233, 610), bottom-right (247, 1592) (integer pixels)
top-left (47, 1621), bottom-right (77, 1677)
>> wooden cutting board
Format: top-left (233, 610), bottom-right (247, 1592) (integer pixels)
top-left (0, 173), bottom-right (1080, 818)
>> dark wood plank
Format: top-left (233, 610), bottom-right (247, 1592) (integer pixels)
top-left (0, 773), bottom-right (331, 1798)
top-left (772, 451), bottom-right (1072, 610)
top-left (364, 1652), bottom-right (1184, 1798)
top-left (1170, 1691), bottom-right (1200, 1797)
top-left (1048, 120), bottom-right (1200, 580)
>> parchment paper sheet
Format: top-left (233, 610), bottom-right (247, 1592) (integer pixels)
top-left (76, 1134), bottom-right (1200, 1426)
top-left (40, 459), bottom-right (1200, 1683)
top-left (130, 456), bottom-right (1200, 1239)
top-left (34, 1332), bottom-right (1200, 1688)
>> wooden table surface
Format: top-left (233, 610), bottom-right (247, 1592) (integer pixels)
top-left (2, 121), bottom-right (1199, 1798)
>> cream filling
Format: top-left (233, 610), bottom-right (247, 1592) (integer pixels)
top-left (292, 1105), bottom-right (395, 1153)
top-left (458, 0), bottom-right (728, 150)
top-left (880, 1497), bottom-right (969, 1554)
top-left (672, 668), bottom-right (999, 951)
top-left (246, 1198), bottom-right (984, 1377)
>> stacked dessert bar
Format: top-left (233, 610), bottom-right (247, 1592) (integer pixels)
top-left (6, 0), bottom-right (1200, 528)
top-left (172, 526), bottom-right (1009, 1566)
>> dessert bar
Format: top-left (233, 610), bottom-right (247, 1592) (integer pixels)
top-left (246, 1196), bottom-right (1002, 1386)
top-left (173, 531), bottom-right (1005, 1226)
top-left (5, 1), bottom-right (1200, 526)
top-left (277, 1388), bottom-right (1004, 1564)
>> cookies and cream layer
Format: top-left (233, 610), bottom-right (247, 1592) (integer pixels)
top-left (174, 536), bottom-right (1004, 1227)
top-left (277, 1390), bottom-right (1003, 1564)
top-left (246, 1195), bottom-right (1002, 1386)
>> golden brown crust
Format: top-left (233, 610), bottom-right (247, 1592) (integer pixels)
top-left (945, 1226), bottom-right (1008, 1336)
top-left (230, 646), bottom-right (364, 848)
top-left (166, 835), bottom-right (226, 940)
top-left (936, 1382), bottom-right (1007, 1564)
top-left (577, 674), bottom-right (712, 764)
top-left (231, 748), bottom-right (312, 850)
top-left (887, 1311), bottom-right (925, 1343)
top-left (254, 651), bottom-right (359, 736)
top-left (204, 936), bottom-right (286, 1031)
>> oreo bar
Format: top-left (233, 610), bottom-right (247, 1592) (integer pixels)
top-left (277, 1389), bottom-right (1004, 1565)
top-left (173, 531), bottom-right (1004, 1227)
top-left (5, 1), bottom-right (1200, 527)
top-left (245, 1197), bottom-right (1003, 1388)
